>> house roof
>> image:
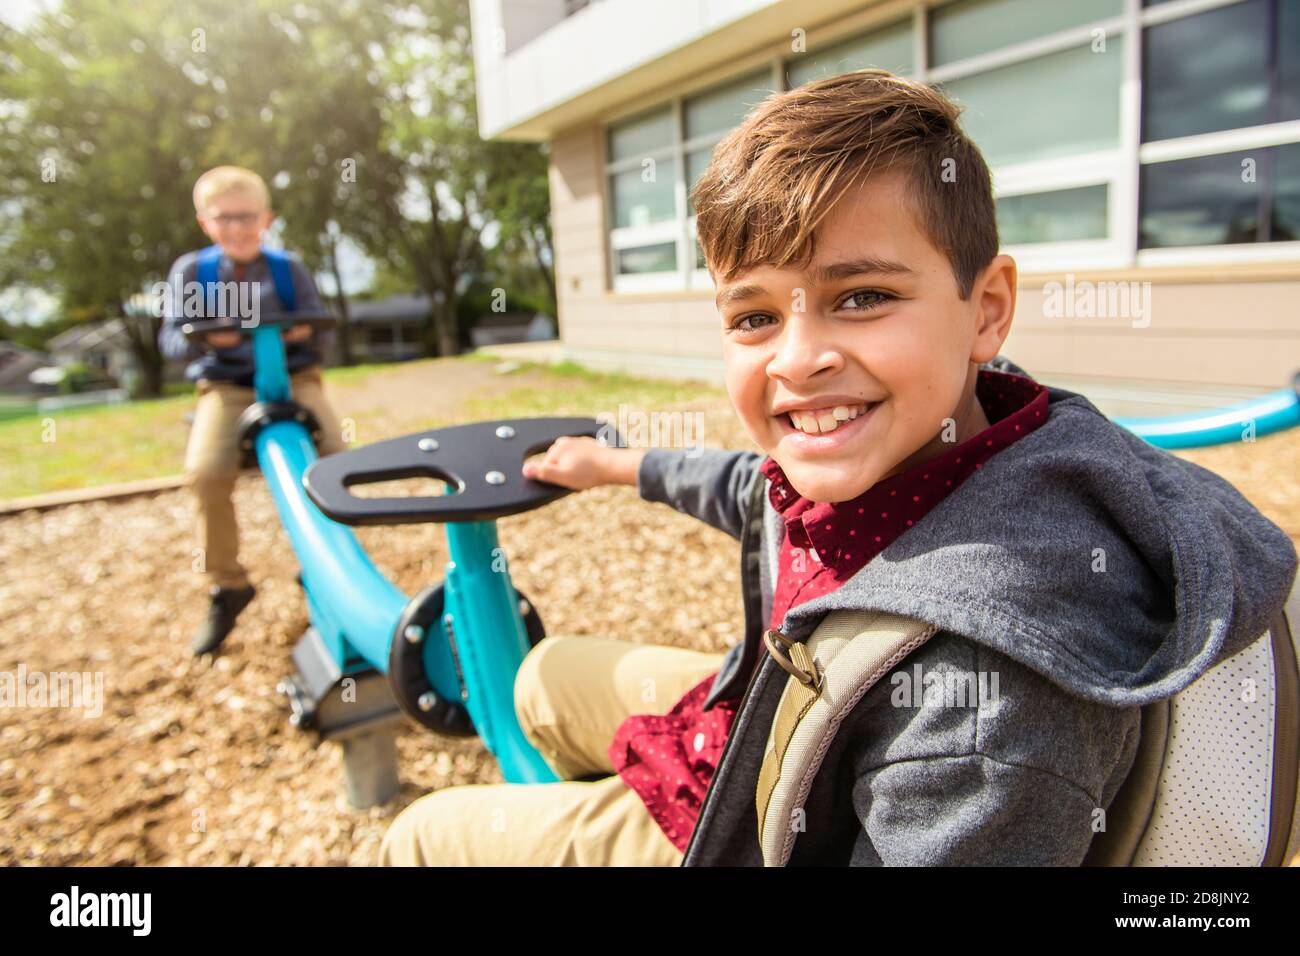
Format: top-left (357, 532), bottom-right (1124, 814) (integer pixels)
top-left (475, 311), bottom-right (546, 329)
top-left (348, 294), bottom-right (432, 324)
top-left (470, 0), bottom-right (872, 140)
top-left (47, 319), bottom-right (128, 353)
top-left (0, 341), bottom-right (53, 387)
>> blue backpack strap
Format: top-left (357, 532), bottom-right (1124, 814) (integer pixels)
top-left (261, 247), bottom-right (297, 313)
top-left (196, 244), bottom-right (224, 316)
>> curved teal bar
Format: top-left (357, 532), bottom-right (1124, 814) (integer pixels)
top-left (255, 423), bottom-right (403, 667)
top-left (1114, 387), bottom-right (1300, 450)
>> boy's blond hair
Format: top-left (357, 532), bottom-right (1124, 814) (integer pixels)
top-left (192, 166), bottom-right (271, 214)
top-left (691, 69), bottom-right (998, 299)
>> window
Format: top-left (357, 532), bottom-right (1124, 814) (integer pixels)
top-left (1141, 0), bottom-right (1295, 142)
top-left (942, 40), bottom-right (1124, 168)
top-left (930, 0), bottom-right (1122, 67)
top-left (932, 0), bottom-right (1127, 266)
top-left (684, 70), bottom-right (773, 216)
top-left (1140, 143), bottom-right (1300, 247)
top-left (607, 106), bottom-right (676, 233)
top-left (601, 0), bottom-right (1300, 292)
top-left (1138, 0), bottom-right (1300, 256)
top-left (785, 19), bottom-right (914, 88)
top-left (616, 242), bottom-right (677, 274)
top-left (605, 71), bottom-right (776, 291)
top-left (998, 185), bottom-right (1110, 245)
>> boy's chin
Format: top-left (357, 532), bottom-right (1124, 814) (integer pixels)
top-left (774, 459), bottom-right (883, 504)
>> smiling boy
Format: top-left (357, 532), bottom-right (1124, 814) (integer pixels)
top-left (715, 165), bottom-right (1003, 503)
top-left (380, 70), bottom-right (1296, 866)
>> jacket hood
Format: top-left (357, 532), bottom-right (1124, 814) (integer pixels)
top-left (770, 383), bottom-right (1298, 707)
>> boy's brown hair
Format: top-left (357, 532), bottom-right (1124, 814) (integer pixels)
top-left (692, 69), bottom-right (998, 300)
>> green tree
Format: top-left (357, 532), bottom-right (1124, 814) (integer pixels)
top-left (346, 1), bottom-right (555, 357)
top-left (0, 0), bottom-right (556, 384)
top-left (0, 0), bottom-right (223, 395)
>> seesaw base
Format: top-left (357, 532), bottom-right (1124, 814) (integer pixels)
top-left (338, 722), bottom-right (401, 810)
top-left (277, 627), bottom-right (404, 809)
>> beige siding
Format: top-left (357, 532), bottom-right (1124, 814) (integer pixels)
top-left (548, 124), bottom-right (606, 314)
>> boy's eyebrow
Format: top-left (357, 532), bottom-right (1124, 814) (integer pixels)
top-left (715, 257), bottom-right (917, 309)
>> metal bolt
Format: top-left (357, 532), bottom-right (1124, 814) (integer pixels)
top-left (518, 598), bottom-right (530, 618)
top-left (417, 437), bottom-right (439, 452)
top-left (495, 425), bottom-right (516, 439)
top-left (485, 470), bottom-right (505, 485)
top-left (289, 712), bottom-right (303, 727)
top-left (417, 691), bottom-right (437, 712)
top-left (403, 624), bottom-right (424, 645)
top-left (259, 416), bottom-right (270, 428)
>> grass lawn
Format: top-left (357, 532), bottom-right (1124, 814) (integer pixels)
top-left (0, 392), bottom-right (196, 498)
top-left (461, 359), bottom-right (721, 420)
top-left (0, 357), bottom-right (725, 500)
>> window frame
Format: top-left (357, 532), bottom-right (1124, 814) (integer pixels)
top-left (1135, 0), bottom-right (1300, 265)
top-left (599, 0), bottom-right (1300, 295)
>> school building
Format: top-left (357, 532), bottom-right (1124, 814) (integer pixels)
top-left (469, 0), bottom-right (1299, 410)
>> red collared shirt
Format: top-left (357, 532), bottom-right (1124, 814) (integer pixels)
top-left (607, 370), bottom-right (1050, 852)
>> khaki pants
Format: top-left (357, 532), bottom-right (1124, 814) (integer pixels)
top-left (379, 635), bottom-right (726, 866)
top-left (184, 366), bottom-right (346, 589)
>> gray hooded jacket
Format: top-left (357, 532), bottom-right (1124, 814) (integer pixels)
top-left (635, 372), bottom-right (1297, 866)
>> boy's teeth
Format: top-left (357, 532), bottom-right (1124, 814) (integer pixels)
top-left (788, 403), bottom-right (871, 434)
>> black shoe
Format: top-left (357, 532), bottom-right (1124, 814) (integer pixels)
top-left (191, 584), bottom-right (256, 656)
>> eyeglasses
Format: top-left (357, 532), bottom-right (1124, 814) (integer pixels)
top-left (206, 212), bottom-right (262, 227)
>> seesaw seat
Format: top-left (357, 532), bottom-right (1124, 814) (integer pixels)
top-left (304, 417), bottom-right (608, 525)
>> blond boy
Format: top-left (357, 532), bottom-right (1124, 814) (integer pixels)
top-left (159, 166), bottom-right (345, 655)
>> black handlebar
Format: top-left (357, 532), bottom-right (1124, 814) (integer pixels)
top-left (303, 417), bottom-right (617, 525)
top-left (179, 313), bottom-right (337, 340)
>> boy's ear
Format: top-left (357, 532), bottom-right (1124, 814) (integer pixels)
top-left (969, 254), bottom-right (1016, 365)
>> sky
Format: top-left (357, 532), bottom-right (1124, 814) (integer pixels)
top-left (0, 0), bottom-right (53, 31)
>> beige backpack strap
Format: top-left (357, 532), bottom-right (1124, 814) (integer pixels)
top-left (755, 609), bottom-right (937, 867)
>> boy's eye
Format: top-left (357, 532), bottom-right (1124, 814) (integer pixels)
top-left (727, 289), bottom-right (895, 333)
top-left (840, 289), bottom-right (893, 311)
top-left (729, 312), bottom-right (777, 334)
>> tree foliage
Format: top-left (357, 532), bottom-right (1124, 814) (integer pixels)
top-left (0, 0), bottom-right (554, 393)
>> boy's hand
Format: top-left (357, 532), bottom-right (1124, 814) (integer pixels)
top-left (204, 330), bottom-right (243, 349)
top-left (521, 435), bottom-right (645, 490)
top-left (283, 323), bottom-right (313, 344)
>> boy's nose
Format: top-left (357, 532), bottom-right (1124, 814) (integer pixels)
top-left (768, 316), bottom-right (843, 381)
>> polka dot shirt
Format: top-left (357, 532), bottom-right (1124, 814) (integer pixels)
top-left (607, 370), bottom-right (1049, 852)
